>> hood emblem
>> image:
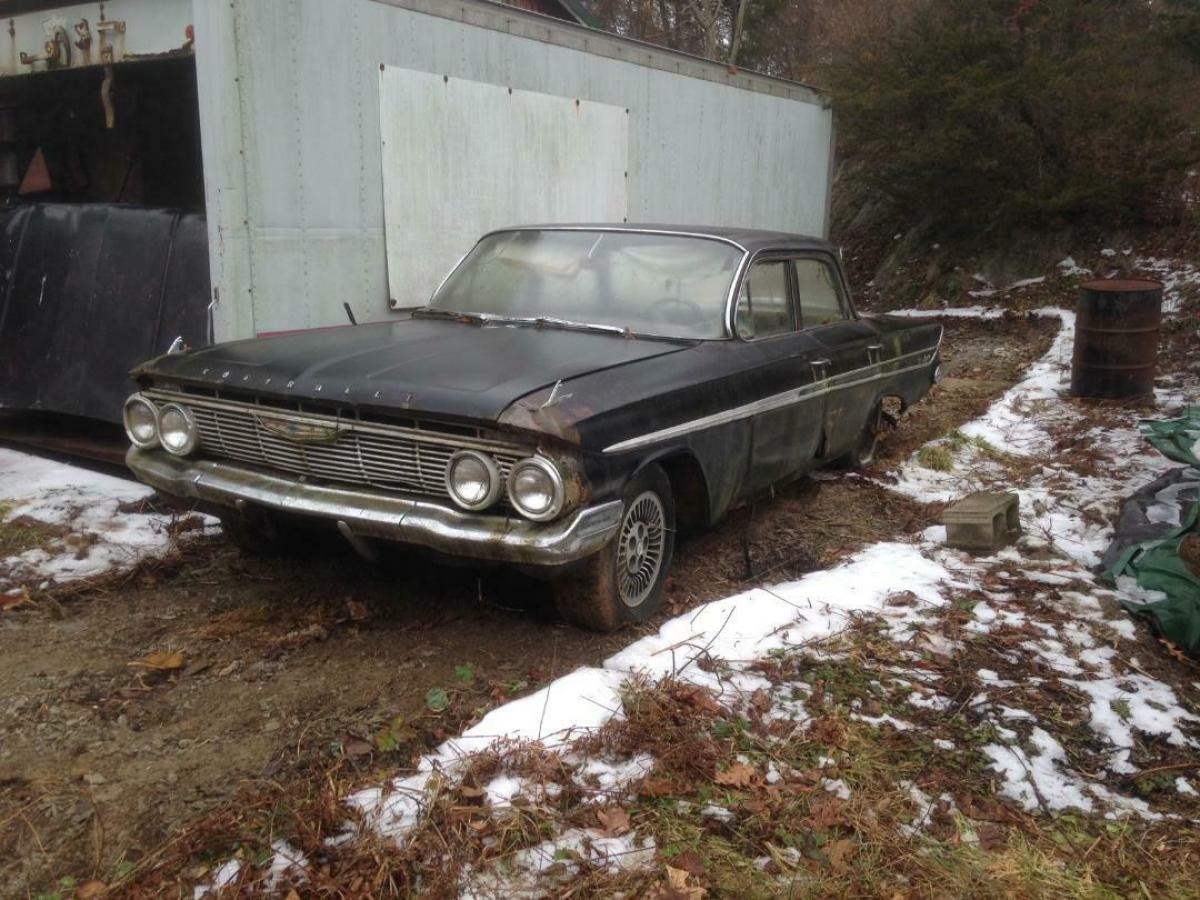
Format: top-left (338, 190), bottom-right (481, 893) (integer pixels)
top-left (255, 415), bottom-right (347, 445)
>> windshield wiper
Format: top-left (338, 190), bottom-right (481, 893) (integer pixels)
top-left (412, 307), bottom-right (488, 324)
top-left (529, 316), bottom-right (629, 337)
top-left (414, 307), bottom-right (633, 337)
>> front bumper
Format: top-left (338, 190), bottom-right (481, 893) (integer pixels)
top-left (126, 449), bottom-right (620, 567)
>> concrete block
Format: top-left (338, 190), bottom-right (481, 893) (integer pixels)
top-left (944, 491), bottom-right (1021, 552)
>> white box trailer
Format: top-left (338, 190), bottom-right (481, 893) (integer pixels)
top-left (0, 0), bottom-right (833, 422)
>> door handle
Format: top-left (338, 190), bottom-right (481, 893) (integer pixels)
top-left (811, 358), bottom-right (831, 378)
top-left (867, 343), bottom-right (883, 365)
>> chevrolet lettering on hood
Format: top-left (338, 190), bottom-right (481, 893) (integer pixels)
top-left (123, 225), bottom-right (942, 632)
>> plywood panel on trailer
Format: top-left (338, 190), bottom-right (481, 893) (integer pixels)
top-left (379, 67), bottom-right (629, 308)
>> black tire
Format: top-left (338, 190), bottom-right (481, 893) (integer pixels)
top-left (836, 402), bottom-right (884, 469)
top-left (553, 464), bottom-right (675, 632)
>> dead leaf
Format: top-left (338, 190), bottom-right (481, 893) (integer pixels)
top-left (344, 739), bottom-right (374, 758)
top-left (674, 684), bottom-right (723, 716)
top-left (750, 689), bottom-right (771, 713)
top-left (662, 864), bottom-right (706, 899)
top-left (129, 650), bottom-right (185, 671)
top-left (346, 598), bottom-right (372, 622)
top-left (183, 660), bottom-right (211, 678)
top-left (671, 849), bottom-right (705, 877)
top-left (807, 715), bottom-right (845, 746)
top-left (75, 881), bottom-right (107, 899)
top-left (713, 761), bottom-right (757, 788)
top-left (977, 822), bottom-right (1008, 850)
top-left (638, 777), bottom-right (677, 798)
top-left (826, 837), bottom-right (857, 874)
top-left (596, 806), bottom-right (630, 837)
top-left (0, 587), bottom-right (32, 611)
top-left (808, 795), bottom-right (846, 829)
top-left (285, 891), bottom-right (301, 900)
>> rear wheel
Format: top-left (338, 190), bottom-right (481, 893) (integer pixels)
top-left (837, 402), bottom-right (884, 469)
top-left (553, 464), bottom-right (675, 632)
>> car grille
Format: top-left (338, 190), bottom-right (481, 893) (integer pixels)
top-left (144, 391), bottom-right (523, 501)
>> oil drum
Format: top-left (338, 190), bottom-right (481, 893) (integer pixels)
top-left (1070, 279), bottom-right (1163, 400)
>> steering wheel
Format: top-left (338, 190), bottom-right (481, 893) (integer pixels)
top-left (654, 296), bottom-right (705, 324)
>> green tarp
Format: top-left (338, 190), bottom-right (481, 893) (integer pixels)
top-left (1111, 505), bottom-right (1200, 652)
top-left (1140, 405), bottom-right (1200, 468)
top-left (1107, 407), bottom-right (1200, 652)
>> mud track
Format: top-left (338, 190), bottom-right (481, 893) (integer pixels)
top-left (0, 313), bottom-right (1057, 894)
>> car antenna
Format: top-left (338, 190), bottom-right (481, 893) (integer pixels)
top-left (343, 302), bottom-right (358, 326)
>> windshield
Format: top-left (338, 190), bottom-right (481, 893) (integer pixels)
top-left (428, 230), bottom-right (744, 339)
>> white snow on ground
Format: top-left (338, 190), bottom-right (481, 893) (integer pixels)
top-left (348, 541), bottom-right (957, 842)
top-left (1136, 256), bottom-right (1200, 313)
top-left (1057, 256), bottom-right (1093, 278)
top-left (968, 275), bottom-right (1046, 298)
top-left (338, 299), bottom-right (1198, 894)
top-left (0, 447), bottom-right (217, 595)
top-left (462, 829), bottom-right (655, 900)
top-left (885, 308), bottom-right (1181, 567)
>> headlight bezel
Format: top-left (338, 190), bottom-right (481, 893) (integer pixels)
top-left (157, 402), bottom-right (199, 457)
top-left (507, 456), bottom-right (565, 522)
top-left (123, 393), bottom-right (161, 449)
top-left (445, 449), bottom-right (503, 511)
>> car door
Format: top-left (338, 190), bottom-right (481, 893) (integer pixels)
top-left (796, 254), bottom-right (884, 458)
top-left (734, 255), bottom-right (828, 495)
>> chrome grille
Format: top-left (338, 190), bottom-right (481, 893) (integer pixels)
top-left (145, 391), bottom-right (523, 501)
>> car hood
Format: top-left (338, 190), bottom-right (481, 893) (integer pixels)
top-left (137, 317), bottom-right (691, 424)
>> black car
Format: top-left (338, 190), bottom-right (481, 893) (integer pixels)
top-left (124, 226), bottom-right (942, 630)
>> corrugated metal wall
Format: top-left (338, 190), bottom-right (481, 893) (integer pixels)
top-left (192, 0), bottom-right (833, 340)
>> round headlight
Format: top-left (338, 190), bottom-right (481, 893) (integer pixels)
top-left (158, 402), bottom-right (199, 456)
top-left (123, 394), bottom-right (160, 449)
top-left (445, 450), bottom-right (501, 511)
top-left (507, 457), bottom-right (565, 522)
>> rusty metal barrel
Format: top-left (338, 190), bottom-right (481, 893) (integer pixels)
top-left (1070, 279), bottom-right (1163, 400)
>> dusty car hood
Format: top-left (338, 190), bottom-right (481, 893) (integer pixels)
top-left (137, 317), bottom-right (690, 423)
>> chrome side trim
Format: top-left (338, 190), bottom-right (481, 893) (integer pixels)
top-left (603, 352), bottom-right (936, 454)
top-left (127, 449), bottom-right (621, 567)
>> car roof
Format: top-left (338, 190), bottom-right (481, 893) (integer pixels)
top-left (485, 223), bottom-right (835, 254)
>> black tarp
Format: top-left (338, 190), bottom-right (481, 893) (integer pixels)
top-left (0, 203), bottom-right (210, 423)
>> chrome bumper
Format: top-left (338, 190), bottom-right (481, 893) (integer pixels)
top-left (126, 449), bottom-right (620, 566)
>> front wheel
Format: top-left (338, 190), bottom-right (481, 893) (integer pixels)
top-left (216, 507), bottom-right (303, 557)
top-left (553, 464), bottom-right (675, 632)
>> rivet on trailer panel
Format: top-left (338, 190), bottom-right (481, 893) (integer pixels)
top-left (315, 385), bottom-right (323, 392)
top-left (221, 371), bottom-right (230, 379)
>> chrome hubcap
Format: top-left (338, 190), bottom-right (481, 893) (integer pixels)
top-left (616, 491), bottom-right (665, 608)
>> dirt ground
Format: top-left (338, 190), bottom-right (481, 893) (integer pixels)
top-left (0, 314), bottom-right (1058, 896)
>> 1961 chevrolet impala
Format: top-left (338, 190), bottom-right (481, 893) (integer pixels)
top-left (125, 226), bottom-right (941, 630)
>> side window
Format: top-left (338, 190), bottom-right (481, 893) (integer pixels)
top-left (735, 259), bottom-right (794, 339)
top-left (794, 258), bottom-right (847, 327)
